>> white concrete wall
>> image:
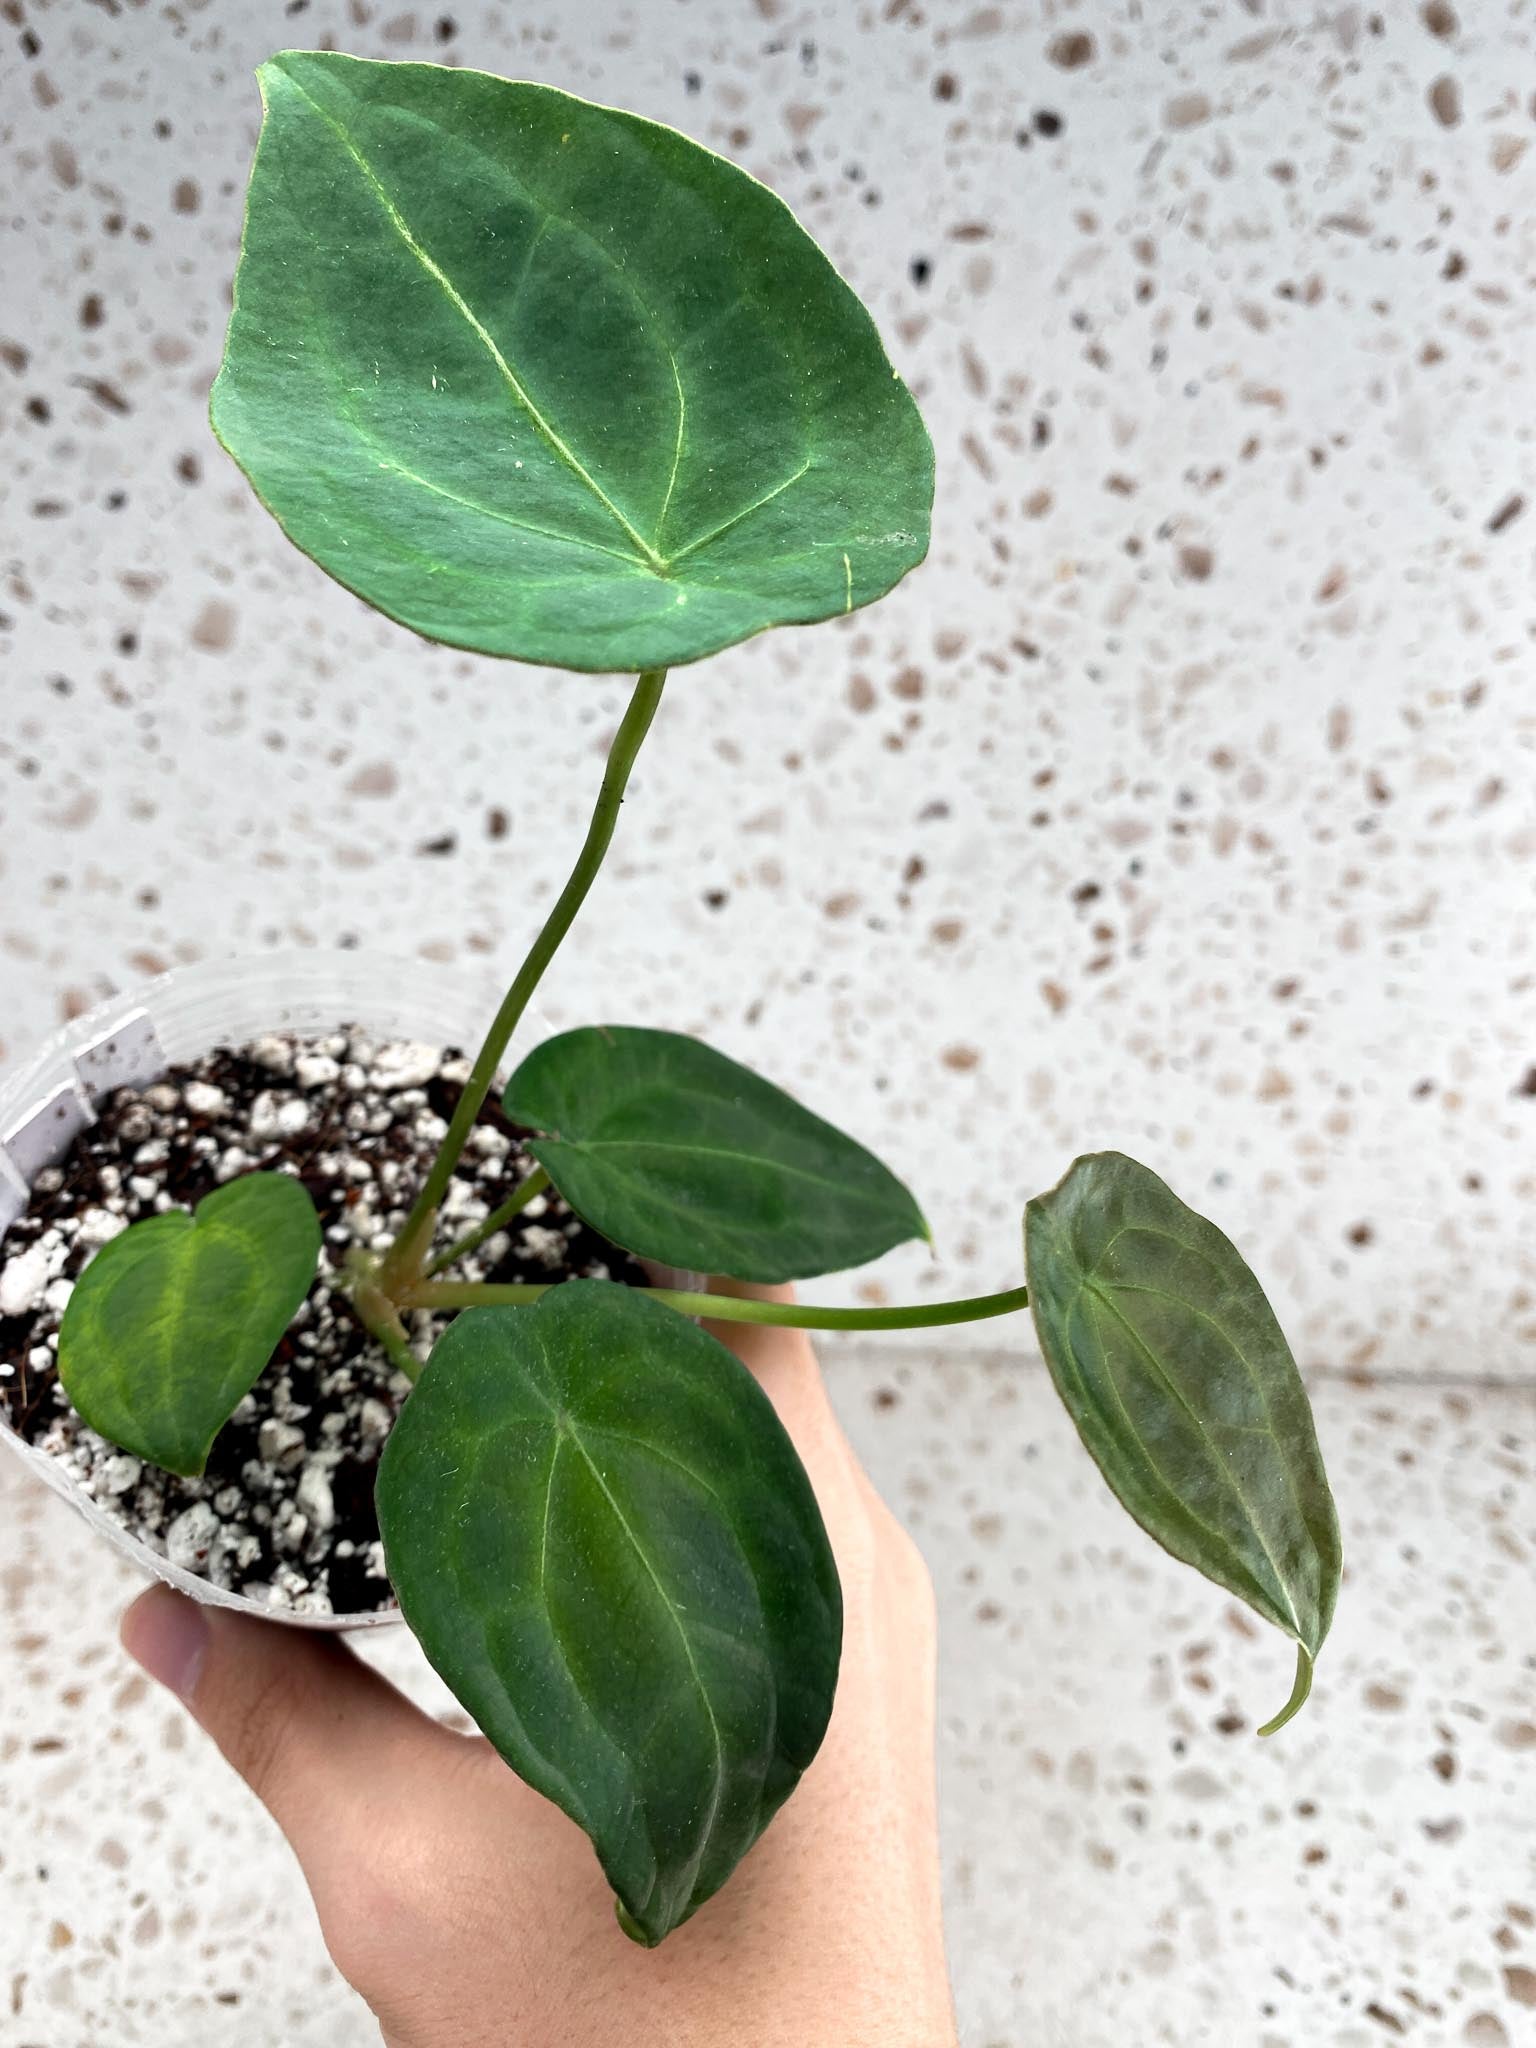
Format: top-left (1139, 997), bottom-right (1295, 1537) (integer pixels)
top-left (2, 5), bottom-right (1533, 2045)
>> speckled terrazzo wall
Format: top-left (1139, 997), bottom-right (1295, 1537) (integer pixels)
top-left (2, 4), bottom-right (1535, 2046)
top-left (4, 0), bottom-right (1535, 1371)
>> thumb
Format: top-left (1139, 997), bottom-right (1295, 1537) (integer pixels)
top-left (121, 1582), bottom-right (455, 1885)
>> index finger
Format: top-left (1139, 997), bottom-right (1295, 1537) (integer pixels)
top-left (699, 1276), bottom-right (871, 1516)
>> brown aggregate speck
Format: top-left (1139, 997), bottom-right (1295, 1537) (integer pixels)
top-left (189, 599), bottom-right (235, 651)
top-left (1164, 93), bottom-right (1212, 131)
top-left (1046, 32), bottom-right (1094, 70)
top-left (1486, 494), bottom-right (1525, 534)
top-left (1429, 75), bottom-right (1462, 125)
top-left (346, 761), bottom-right (399, 799)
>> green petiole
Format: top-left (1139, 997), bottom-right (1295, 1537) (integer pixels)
top-left (421, 1167), bottom-right (552, 1280)
top-left (398, 1277), bottom-right (1032, 1333)
top-left (379, 669), bottom-right (666, 1294)
top-left (349, 1278), bottom-right (422, 1382)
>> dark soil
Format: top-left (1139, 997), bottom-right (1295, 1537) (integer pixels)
top-left (0, 1029), bottom-right (649, 1615)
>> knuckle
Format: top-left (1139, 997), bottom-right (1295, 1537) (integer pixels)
top-left (323, 1751), bottom-right (492, 1943)
top-left (323, 1825), bottom-right (485, 1993)
top-left (315, 1826), bottom-right (437, 1980)
top-left (319, 1867), bottom-right (416, 1986)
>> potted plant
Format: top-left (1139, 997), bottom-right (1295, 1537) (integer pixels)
top-left (0, 51), bottom-right (1341, 1949)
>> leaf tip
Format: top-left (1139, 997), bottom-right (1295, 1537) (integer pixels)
top-left (1257, 1642), bottom-right (1315, 1738)
top-left (614, 1898), bottom-right (660, 1948)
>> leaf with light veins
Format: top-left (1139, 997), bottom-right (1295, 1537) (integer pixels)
top-left (211, 52), bottom-right (933, 673)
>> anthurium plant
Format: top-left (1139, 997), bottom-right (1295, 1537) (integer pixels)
top-left (53, 52), bottom-right (1341, 1946)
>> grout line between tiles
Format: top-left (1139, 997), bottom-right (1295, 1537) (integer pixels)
top-left (816, 1332), bottom-right (1536, 1395)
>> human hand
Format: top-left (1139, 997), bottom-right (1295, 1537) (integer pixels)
top-left (120, 1285), bottom-right (958, 2048)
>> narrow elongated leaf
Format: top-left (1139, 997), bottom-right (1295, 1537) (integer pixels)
top-left (211, 51), bottom-right (933, 674)
top-left (502, 1025), bottom-right (928, 1281)
top-left (58, 1173), bottom-right (321, 1477)
top-left (1024, 1152), bottom-right (1341, 1733)
top-left (376, 1283), bottom-right (841, 1944)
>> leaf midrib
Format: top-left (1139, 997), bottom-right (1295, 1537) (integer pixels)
top-left (83, 1199), bottom-right (303, 1470)
top-left (1082, 1275), bottom-right (1303, 1637)
top-left (278, 69), bottom-right (667, 574)
top-left (1031, 1200), bottom-right (1293, 1634)
top-left (275, 67), bottom-right (821, 587)
top-left (562, 1423), bottom-right (728, 1918)
top-left (1083, 1214), bottom-right (1333, 1611)
top-left (545, 1130), bottom-right (893, 1199)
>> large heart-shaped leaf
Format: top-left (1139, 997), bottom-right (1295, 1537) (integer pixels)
top-left (376, 1282), bottom-right (841, 1944)
top-left (1024, 1152), bottom-right (1341, 1734)
top-left (501, 1025), bottom-right (928, 1281)
top-left (210, 51), bottom-right (933, 674)
top-left (58, 1173), bottom-right (321, 1478)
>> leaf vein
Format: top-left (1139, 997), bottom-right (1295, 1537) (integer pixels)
top-left (667, 458), bottom-right (813, 567)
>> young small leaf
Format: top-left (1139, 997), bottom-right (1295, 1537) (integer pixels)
top-left (1023, 1152), bottom-right (1341, 1734)
top-left (376, 1283), bottom-right (842, 1944)
top-left (502, 1025), bottom-right (928, 1281)
top-left (58, 1173), bottom-right (321, 1478)
top-left (211, 52), bottom-right (933, 674)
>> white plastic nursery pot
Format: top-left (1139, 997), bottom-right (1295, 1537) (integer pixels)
top-left (0, 948), bottom-right (552, 1633)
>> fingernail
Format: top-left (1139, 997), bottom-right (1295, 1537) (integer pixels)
top-left (122, 1585), bottom-right (210, 1704)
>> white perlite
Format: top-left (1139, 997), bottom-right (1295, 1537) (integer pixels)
top-left (521, 1225), bottom-right (569, 1269)
top-left (0, 1245), bottom-right (50, 1317)
top-left (78, 1206), bottom-right (129, 1249)
top-left (165, 1501), bottom-right (220, 1575)
top-left (258, 1418), bottom-right (306, 1470)
top-left (99, 1454), bottom-right (143, 1497)
top-left (368, 1041), bottom-right (442, 1091)
top-left (249, 1035), bottom-right (295, 1077)
top-left (250, 1091), bottom-right (311, 1141)
top-left (296, 1459), bottom-right (336, 1534)
top-left (358, 1397), bottom-right (393, 1446)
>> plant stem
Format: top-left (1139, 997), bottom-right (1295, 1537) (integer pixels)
top-left (371, 1315), bottom-right (423, 1384)
top-left (398, 1277), bottom-right (1031, 1332)
top-left (380, 669), bottom-right (667, 1291)
top-left (349, 1280), bottom-right (422, 1384)
top-left (421, 1166), bottom-right (552, 1279)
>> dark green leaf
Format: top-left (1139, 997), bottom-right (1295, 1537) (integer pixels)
top-left (1024, 1152), bottom-right (1341, 1734)
top-left (376, 1282), bottom-right (841, 1944)
top-left (502, 1025), bottom-right (928, 1281)
top-left (211, 52), bottom-right (932, 674)
top-left (58, 1173), bottom-right (321, 1478)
